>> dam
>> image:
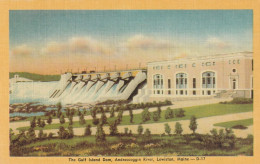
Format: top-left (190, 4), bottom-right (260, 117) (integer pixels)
top-left (49, 69), bottom-right (147, 104)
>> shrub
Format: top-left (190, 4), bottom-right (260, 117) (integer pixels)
top-left (96, 124), bottom-right (106, 142)
top-left (110, 107), bottom-right (115, 118)
top-left (124, 128), bottom-right (129, 135)
top-left (189, 115), bottom-right (197, 134)
top-left (152, 111), bottom-right (160, 121)
top-left (48, 132), bottom-right (54, 139)
top-left (58, 126), bottom-right (70, 139)
top-left (165, 107), bottom-right (174, 119)
top-left (92, 118), bottom-right (99, 125)
top-left (137, 125), bottom-right (143, 135)
top-left (60, 115), bottom-right (65, 124)
top-left (157, 106), bottom-right (162, 118)
top-left (47, 116), bottom-right (52, 124)
top-left (144, 128), bottom-right (151, 138)
top-left (175, 122), bottom-right (183, 135)
top-left (141, 108), bottom-right (151, 122)
top-left (100, 112), bottom-right (107, 125)
top-left (108, 120), bottom-right (119, 136)
top-left (129, 108), bottom-right (134, 123)
top-left (164, 123), bottom-right (171, 136)
top-left (26, 127), bottom-right (36, 141)
top-left (230, 98), bottom-right (253, 104)
top-left (175, 108), bottom-right (185, 117)
top-left (84, 124), bottom-right (92, 136)
top-left (38, 129), bottom-right (44, 139)
top-left (30, 117), bottom-right (36, 128)
top-left (69, 115), bottom-right (73, 125)
top-left (68, 125), bottom-right (74, 138)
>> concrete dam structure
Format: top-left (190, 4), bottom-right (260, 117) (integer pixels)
top-left (49, 69), bottom-right (147, 104)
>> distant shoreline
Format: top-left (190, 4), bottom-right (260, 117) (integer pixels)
top-left (9, 72), bottom-right (60, 82)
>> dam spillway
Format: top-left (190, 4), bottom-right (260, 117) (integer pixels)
top-left (49, 69), bottom-right (147, 104)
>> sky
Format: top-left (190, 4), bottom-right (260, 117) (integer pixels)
top-left (9, 10), bottom-right (252, 75)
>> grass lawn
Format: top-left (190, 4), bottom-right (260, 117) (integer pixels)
top-left (17, 103), bottom-right (253, 131)
top-left (214, 118), bottom-right (253, 128)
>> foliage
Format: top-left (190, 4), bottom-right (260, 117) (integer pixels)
top-left (68, 125), bottom-right (74, 138)
top-left (108, 120), bottom-right (119, 136)
top-left (124, 128), bottom-right (129, 135)
top-left (84, 124), bottom-right (92, 136)
top-left (57, 126), bottom-right (71, 139)
top-left (79, 114), bottom-right (86, 125)
top-left (164, 123), bottom-right (171, 136)
top-left (144, 128), bottom-right (151, 138)
top-left (220, 97), bottom-right (253, 104)
top-left (60, 115), bottom-right (65, 124)
top-left (47, 116), bottom-right (52, 125)
top-left (157, 106), bottom-right (162, 118)
top-left (110, 106), bottom-right (115, 118)
top-left (100, 112), bottom-right (108, 125)
top-left (26, 127), bottom-right (36, 140)
top-left (141, 108), bottom-right (151, 122)
top-left (129, 108), bottom-right (134, 123)
top-left (189, 115), bottom-right (197, 134)
top-left (175, 122), bottom-right (183, 135)
top-left (175, 108), bottom-right (185, 117)
top-left (69, 115), bottom-right (73, 125)
top-left (165, 107), bottom-right (174, 119)
top-left (92, 118), bottom-right (99, 125)
top-left (137, 125), bottom-right (143, 135)
top-left (30, 117), bottom-right (36, 128)
top-left (152, 111), bottom-right (160, 121)
top-left (96, 124), bottom-right (106, 142)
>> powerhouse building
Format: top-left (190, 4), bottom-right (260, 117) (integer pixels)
top-left (134, 52), bottom-right (253, 102)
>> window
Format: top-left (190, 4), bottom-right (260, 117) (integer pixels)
top-left (168, 79), bottom-right (171, 88)
top-left (168, 65), bottom-right (171, 69)
top-left (233, 60), bottom-right (236, 64)
top-left (192, 63), bottom-right (196, 67)
top-left (176, 73), bottom-right (188, 95)
top-left (202, 71), bottom-right (216, 89)
top-left (232, 69), bottom-right (236, 73)
top-left (153, 74), bottom-right (163, 94)
top-left (179, 64), bottom-right (184, 68)
top-left (193, 91), bottom-right (196, 95)
top-left (237, 60), bottom-right (240, 64)
top-left (193, 78), bottom-right (196, 88)
top-left (213, 62), bottom-right (215, 66)
top-left (206, 62), bottom-right (211, 66)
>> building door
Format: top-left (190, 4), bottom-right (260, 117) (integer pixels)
top-left (232, 79), bottom-right (237, 89)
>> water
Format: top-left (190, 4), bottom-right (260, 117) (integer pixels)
top-left (10, 112), bottom-right (45, 117)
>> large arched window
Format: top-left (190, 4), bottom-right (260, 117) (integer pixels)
top-left (202, 71), bottom-right (216, 95)
top-left (153, 74), bottom-right (163, 94)
top-left (202, 72), bottom-right (215, 88)
top-left (176, 73), bottom-right (188, 95)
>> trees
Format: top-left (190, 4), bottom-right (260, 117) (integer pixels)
top-left (175, 122), bottom-right (183, 135)
top-left (141, 108), bottom-right (151, 122)
top-left (129, 108), bottom-right (134, 123)
top-left (58, 126), bottom-right (70, 139)
top-left (30, 116), bottom-right (36, 128)
top-left (84, 124), bottom-right (92, 136)
top-left (116, 109), bottom-right (124, 124)
top-left (69, 115), bottom-right (73, 125)
top-left (100, 112), bottom-right (107, 125)
top-left (124, 128), bottom-right (129, 135)
top-left (96, 124), bottom-right (106, 142)
top-left (92, 118), bottom-right (99, 125)
top-left (79, 114), bottom-right (86, 125)
top-left (165, 107), bottom-right (174, 119)
top-left (91, 107), bottom-right (97, 119)
top-left (152, 111), bottom-right (160, 121)
top-left (157, 106), bottom-right (162, 118)
top-left (47, 116), bottom-right (52, 125)
top-left (144, 128), bottom-right (151, 138)
top-left (57, 102), bottom-right (62, 118)
top-left (164, 123), bottom-right (171, 136)
top-left (38, 129), bottom-right (44, 139)
top-left (26, 127), bottom-right (36, 141)
top-left (68, 125), bottom-right (74, 138)
top-left (189, 115), bottom-right (198, 134)
top-left (108, 119), bottom-right (119, 136)
top-left (137, 124), bottom-right (143, 135)
top-left (60, 114), bottom-right (65, 124)
top-left (110, 106), bottom-right (115, 118)
top-left (175, 108), bottom-right (185, 117)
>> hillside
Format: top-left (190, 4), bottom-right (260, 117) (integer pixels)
top-left (9, 72), bottom-right (60, 82)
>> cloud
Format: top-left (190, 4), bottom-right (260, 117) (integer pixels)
top-left (125, 34), bottom-right (173, 50)
top-left (206, 37), bottom-right (230, 49)
top-left (11, 44), bottom-right (33, 56)
top-left (42, 37), bottom-right (113, 56)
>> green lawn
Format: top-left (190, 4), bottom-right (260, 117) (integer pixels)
top-left (9, 72), bottom-right (60, 82)
top-left (214, 118), bottom-right (253, 128)
top-left (17, 103), bottom-right (253, 131)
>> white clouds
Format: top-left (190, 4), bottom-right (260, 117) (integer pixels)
top-left (42, 37), bottom-right (113, 56)
top-left (125, 34), bottom-right (173, 50)
top-left (206, 37), bottom-right (231, 49)
top-left (11, 44), bottom-right (33, 56)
